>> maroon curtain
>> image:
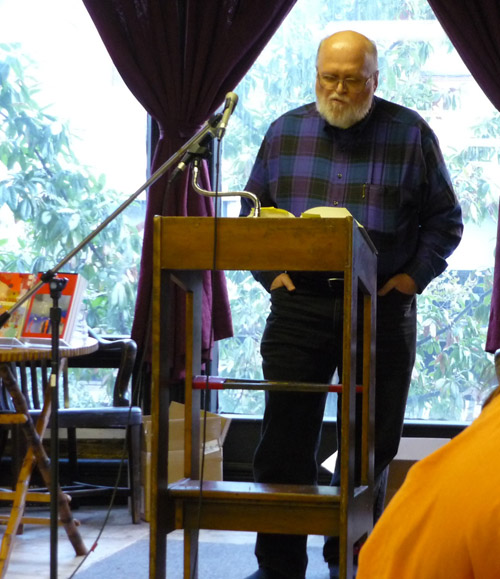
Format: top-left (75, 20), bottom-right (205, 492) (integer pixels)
top-left (427, 0), bottom-right (500, 353)
top-left (82, 0), bottom-right (297, 378)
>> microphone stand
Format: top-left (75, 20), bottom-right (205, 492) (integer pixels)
top-left (0, 104), bottom-right (259, 579)
top-left (47, 275), bottom-right (68, 576)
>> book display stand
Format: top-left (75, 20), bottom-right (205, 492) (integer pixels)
top-left (150, 213), bottom-right (378, 579)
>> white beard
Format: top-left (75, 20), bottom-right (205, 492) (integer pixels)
top-left (316, 92), bottom-right (372, 129)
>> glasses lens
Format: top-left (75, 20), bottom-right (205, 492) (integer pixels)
top-left (318, 74), bottom-right (369, 93)
top-left (346, 79), bottom-right (365, 92)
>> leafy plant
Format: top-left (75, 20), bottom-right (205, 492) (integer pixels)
top-left (217, 270), bottom-right (267, 414)
top-left (0, 43), bottom-right (143, 335)
top-left (410, 270), bottom-right (495, 420)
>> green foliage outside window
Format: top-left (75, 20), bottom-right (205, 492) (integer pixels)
top-left (0, 44), bottom-right (144, 406)
top-left (0, 44), bottom-right (143, 335)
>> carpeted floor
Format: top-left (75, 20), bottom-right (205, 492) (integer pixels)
top-left (74, 537), bottom-right (332, 578)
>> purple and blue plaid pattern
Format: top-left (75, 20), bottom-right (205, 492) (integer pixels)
top-left (242, 97), bottom-right (463, 292)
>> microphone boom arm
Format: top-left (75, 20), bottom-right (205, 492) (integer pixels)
top-left (0, 111), bottom-right (228, 329)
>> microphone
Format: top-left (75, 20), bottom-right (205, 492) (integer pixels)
top-left (168, 113), bottom-right (222, 184)
top-left (216, 92), bottom-right (238, 140)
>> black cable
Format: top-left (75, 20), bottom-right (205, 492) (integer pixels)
top-left (67, 386), bottom-right (133, 578)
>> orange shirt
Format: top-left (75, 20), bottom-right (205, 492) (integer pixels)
top-left (357, 394), bottom-right (500, 578)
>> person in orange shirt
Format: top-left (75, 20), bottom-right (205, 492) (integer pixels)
top-left (357, 384), bottom-right (500, 578)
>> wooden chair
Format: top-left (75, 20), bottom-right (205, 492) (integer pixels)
top-left (150, 215), bottom-right (377, 579)
top-left (0, 332), bottom-right (143, 524)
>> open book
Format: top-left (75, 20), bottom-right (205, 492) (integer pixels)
top-left (0, 272), bottom-right (87, 348)
top-left (248, 206), bottom-right (354, 219)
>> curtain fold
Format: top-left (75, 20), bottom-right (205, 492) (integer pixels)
top-left (82, 0), bottom-right (297, 380)
top-left (427, 0), bottom-right (500, 353)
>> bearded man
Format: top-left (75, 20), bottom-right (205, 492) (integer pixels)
top-left (241, 30), bottom-right (463, 579)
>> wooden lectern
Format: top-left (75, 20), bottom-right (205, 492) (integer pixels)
top-left (150, 213), bottom-right (377, 579)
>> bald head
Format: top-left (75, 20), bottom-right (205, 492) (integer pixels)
top-left (317, 30), bottom-right (378, 76)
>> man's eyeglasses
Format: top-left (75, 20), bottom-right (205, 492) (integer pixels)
top-left (316, 72), bottom-right (374, 93)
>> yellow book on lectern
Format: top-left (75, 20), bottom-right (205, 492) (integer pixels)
top-left (301, 206), bottom-right (353, 218)
top-left (248, 207), bottom-right (295, 218)
top-left (247, 205), bottom-right (354, 219)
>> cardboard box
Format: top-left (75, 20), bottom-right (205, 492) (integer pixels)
top-left (140, 402), bottom-right (231, 522)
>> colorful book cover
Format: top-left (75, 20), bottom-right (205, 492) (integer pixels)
top-left (0, 272), bottom-right (38, 341)
top-left (21, 272), bottom-right (87, 346)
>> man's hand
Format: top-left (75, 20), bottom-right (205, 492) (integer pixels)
top-left (270, 272), bottom-right (296, 292)
top-left (378, 273), bottom-right (417, 297)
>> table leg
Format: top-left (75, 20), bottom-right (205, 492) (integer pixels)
top-left (0, 363), bottom-right (87, 578)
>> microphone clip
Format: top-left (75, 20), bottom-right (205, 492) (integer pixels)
top-left (168, 113), bottom-right (222, 184)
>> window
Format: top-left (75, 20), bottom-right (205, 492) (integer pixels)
top-left (0, 0), bottom-right (147, 405)
top-left (218, 0), bottom-right (498, 421)
top-left (0, 0), bottom-right (146, 336)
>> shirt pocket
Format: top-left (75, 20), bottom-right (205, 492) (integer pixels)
top-left (348, 184), bottom-right (400, 234)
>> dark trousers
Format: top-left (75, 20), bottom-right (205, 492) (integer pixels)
top-left (253, 284), bottom-right (417, 578)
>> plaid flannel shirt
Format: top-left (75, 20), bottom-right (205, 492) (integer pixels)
top-left (241, 96), bottom-right (463, 293)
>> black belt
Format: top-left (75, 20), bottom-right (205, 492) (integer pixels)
top-left (289, 272), bottom-right (344, 294)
